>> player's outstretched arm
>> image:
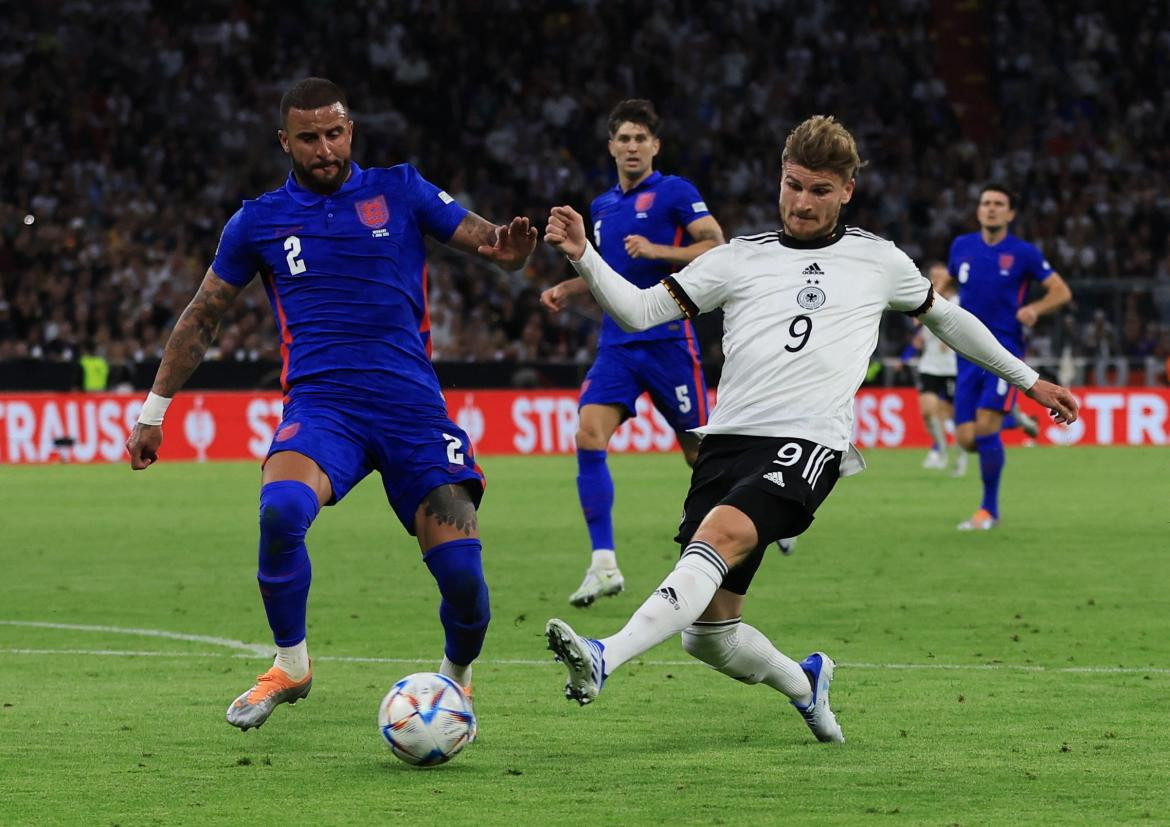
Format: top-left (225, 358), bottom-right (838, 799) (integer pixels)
top-left (1017, 272), bottom-right (1072, 327)
top-left (1022, 379), bottom-right (1078, 425)
top-left (544, 206), bottom-right (681, 332)
top-left (447, 213), bottom-right (537, 271)
top-left (624, 216), bottom-right (726, 264)
top-left (539, 277), bottom-right (590, 312)
top-left (126, 269), bottom-right (240, 470)
top-left (919, 292), bottom-right (1078, 425)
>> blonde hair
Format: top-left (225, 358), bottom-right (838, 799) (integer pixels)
top-left (781, 115), bottom-right (865, 181)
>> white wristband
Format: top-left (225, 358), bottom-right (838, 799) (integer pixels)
top-left (137, 392), bottom-right (172, 426)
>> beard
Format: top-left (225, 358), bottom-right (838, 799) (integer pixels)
top-left (292, 156), bottom-right (348, 194)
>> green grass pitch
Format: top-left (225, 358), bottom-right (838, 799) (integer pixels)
top-left (1, 447), bottom-right (1168, 825)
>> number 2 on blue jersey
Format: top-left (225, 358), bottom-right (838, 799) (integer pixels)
top-left (284, 236), bottom-right (306, 275)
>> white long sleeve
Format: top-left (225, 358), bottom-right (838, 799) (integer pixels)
top-left (919, 292), bottom-right (1039, 390)
top-left (569, 242), bottom-right (683, 332)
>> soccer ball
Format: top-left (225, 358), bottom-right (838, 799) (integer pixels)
top-left (378, 672), bottom-right (476, 767)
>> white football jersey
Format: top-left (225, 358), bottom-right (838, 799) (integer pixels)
top-left (918, 317), bottom-right (957, 377)
top-left (662, 226), bottom-right (931, 452)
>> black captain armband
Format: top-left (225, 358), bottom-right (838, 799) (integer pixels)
top-left (662, 276), bottom-right (699, 319)
top-left (905, 285), bottom-right (935, 318)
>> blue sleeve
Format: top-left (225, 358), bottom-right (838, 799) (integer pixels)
top-left (210, 207), bottom-right (259, 287)
top-left (407, 164), bottom-right (468, 243)
top-left (667, 178), bottom-right (711, 230)
top-left (1025, 242), bottom-right (1054, 282)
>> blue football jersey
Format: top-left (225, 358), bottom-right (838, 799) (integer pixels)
top-left (211, 162), bottom-right (467, 405)
top-left (948, 232), bottom-right (1053, 352)
top-left (589, 171), bottom-right (711, 345)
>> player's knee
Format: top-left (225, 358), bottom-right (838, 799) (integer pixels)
top-left (692, 513), bottom-right (759, 564)
top-left (682, 623), bottom-right (752, 680)
top-left (974, 421), bottom-right (1000, 438)
top-left (575, 424), bottom-right (609, 452)
top-left (258, 481), bottom-right (320, 558)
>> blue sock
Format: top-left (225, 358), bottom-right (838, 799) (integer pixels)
top-left (576, 449), bottom-right (615, 550)
top-left (423, 539), bottom-right (490, 667)
top-left (256, 481), bottom-right (320, 647)
top-left (1002, 413), bottom-right (1018, 430)
top-left (974, 434), bottom-right (1005, 518)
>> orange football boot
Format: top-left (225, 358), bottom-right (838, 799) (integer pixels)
top-left (226, 663), bottom-right (312, 731)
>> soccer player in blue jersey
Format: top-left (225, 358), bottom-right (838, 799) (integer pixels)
top-left (540, 100), bottom-right (726, 607)
top-left (125, 78), bottom-right (537, 731)
top-left (949, 184), bottom-right (1072, 530)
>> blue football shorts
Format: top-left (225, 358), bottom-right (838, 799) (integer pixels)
top-left (265, 391), bottom-right (484, 534)
top-left (579, 338), bottom-right (708, 433)
top-left (953, 356), bottom-right (1019, 426)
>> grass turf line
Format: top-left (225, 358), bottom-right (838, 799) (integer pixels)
top-left (0, 447), bottom-right (1167, 824)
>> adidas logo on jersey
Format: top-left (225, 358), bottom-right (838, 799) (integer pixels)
top-left (655, 586), bottom-right (681, 610)
top-left (763, 471), bottom-right (786, 487)
top-left (801, 262), bottom-right (824, 275)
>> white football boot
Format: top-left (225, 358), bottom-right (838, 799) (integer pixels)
top-left (545, 618), bottom-right (606, 705)
top-left (791, 652), bottom-right (844, 743)
top-left (568, 566), bottom-right (625, 607)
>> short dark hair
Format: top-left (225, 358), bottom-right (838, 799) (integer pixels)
top-left (980, 183), bottom-right (1015, 209)
top-left (607, 99), bottom-right (660, 137)
top-left (280, 77), bottom-right (348, 127)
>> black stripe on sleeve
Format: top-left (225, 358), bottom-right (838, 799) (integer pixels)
top-left (661, 276), bottom-right (700, 319)
top-left (905, 283), bottom-right (935, 317)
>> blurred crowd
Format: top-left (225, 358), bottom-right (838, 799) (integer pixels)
top-left (1, 0), bottom-right (1168, 382)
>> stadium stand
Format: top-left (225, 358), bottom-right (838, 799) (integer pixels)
top-left (0, 0), bottom-right (1167, 387)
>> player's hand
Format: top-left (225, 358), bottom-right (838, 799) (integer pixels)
top-left (545, 206), bottom-right (587, 261)
top-left (1016, 306), bottom-right (1039, 327)
top-left (624, 234), bottom-right (658, 259)
top-left (126, 423), bottom-right (163, 470)
top-left (478, 216), bottom-right (538, 270)
top-left (540, 284), bottom-right (570, 312)
top-left (1024, 379), bottom-right (1078, 425)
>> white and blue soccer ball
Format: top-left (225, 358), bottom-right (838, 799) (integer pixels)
top-left (378, 672), bottom-right (475, 767)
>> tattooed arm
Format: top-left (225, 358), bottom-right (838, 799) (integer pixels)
top-left (446, 212), bottom-right (538, 271)
top-left (126, 268), bottom-right (241, 469)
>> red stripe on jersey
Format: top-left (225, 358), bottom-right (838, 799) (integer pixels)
top-left (419, 263), bottom-right (432, 359)
top-left (684, 322), bottom-right (707, 424)
top-left (1017, 282), bottom-right (1028, 307)
top-left (262, 269), bottom-right (294, 394)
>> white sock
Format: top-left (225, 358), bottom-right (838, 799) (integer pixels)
top-left (591, 549), bottom-right (617, 570)
top-left (682, 619), bottom-right (812, 704)
top-left (274, 640), bottom-right (310, 682)
top-left (924, 415), bottom-right (946, 453)
top-left (439, 656), bottom-right (472, 688)
top-left (599, 541), bottom-right (727, 673)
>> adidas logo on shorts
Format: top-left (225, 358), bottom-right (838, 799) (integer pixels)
top-left (763, 470), bottom-right (786, 487)
top-left (656, 586), bottom-right (680, 610)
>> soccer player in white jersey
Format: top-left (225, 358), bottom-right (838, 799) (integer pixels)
top-left (540, 116), bottom-right (1078, 743)
top-left (914, 262), bottom-right (965, 474)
